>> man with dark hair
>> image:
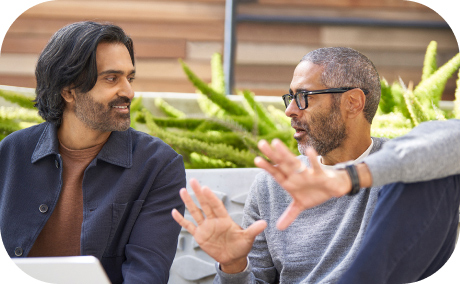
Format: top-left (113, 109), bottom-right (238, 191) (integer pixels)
top-left (0, 21), bottom-right (185, 284)
top-left (172, 47), bottom-right (460, 283)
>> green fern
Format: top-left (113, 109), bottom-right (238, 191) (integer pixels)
top-left (144, 110), bottom-right (257, 167)
top-left (454, 69), bottom-right (460, 119)
top-left (241, 90), bottom-right (277, 131)
top-left (421, 41), bottom-right (438, 81)
top-left (179, 59), bottom-right (249, 116)
top-left (0, 90), bottom-right (35, 109)
top-left (154, 97), bottom-right (186, 118)
top-left (0, 106), bottom-right (43, 123)
top-left (402, 87), bottom-right (429, 126)
top-left (378, 78), bottom-right (396, 114)
top-left (211, 53), bottom-right (225, 94)
top-left (414, 53), bottom-right (460, 107)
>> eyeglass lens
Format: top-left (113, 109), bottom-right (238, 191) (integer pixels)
top-left (283, 93), bottom-right (307, 109)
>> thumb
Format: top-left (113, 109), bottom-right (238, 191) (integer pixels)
top-left (245, 220), bottom-right (267, 239)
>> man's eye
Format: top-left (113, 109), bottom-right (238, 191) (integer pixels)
top-left (106, 77), bottom-right (116, 82)
top-left (128, 77), bottom-right (135, 83)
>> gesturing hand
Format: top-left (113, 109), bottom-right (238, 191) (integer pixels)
top-left (254, 139), bottom-right (351, 231)
top-left (171, 178), bottom-right (267, 273)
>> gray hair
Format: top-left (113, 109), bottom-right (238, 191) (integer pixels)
top-left (301, 47), bottom-right (380, 124)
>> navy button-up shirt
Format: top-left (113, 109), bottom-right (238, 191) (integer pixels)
top-left (0, 122), bottom-right (186, 283)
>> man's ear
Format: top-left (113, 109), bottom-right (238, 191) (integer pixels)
top-left (61, 86), bottom-right (75, 103)
top-left (344, 89), bottom-right (366, 118)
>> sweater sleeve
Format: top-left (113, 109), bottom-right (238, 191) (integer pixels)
top-left (364, 119), bottom-right (460, 187)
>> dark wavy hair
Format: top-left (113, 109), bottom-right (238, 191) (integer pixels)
top-left (301, 47), bottom-right (381, 124)
top-left (34, 21), bottom-right (135, 126)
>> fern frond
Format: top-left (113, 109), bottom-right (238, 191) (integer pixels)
top-left (455, 69), bottom-right (460, 119)
top-left (414, 52), bottom-right (460, 107)
top-left (241, 90), bottom-right (277, 131)
top-left (421, 41), bottom-right (438, 81)
top-left (179, 59), bottom-right (249, 116)
top-left (0, 90), bottom-right (35, 109)
top-left (211, 53), bottom-right (225, 94)
top-left (154, 97), bottom-right (186, 118)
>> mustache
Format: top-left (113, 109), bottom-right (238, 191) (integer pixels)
top-left (109, 96), bottom-right (131, 107)
top-left (291, 118), bottom-right (309, 131)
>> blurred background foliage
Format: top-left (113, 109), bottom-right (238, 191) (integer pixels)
top-left (1, 41), bottom-right (459, 168)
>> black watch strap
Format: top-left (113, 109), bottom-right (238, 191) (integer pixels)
top-left (345, 164), bottom-right (360, 196)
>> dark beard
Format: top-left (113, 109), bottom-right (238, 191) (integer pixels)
top-left (293, 101), bottom-right (347, 156)
top-left (74, 93), bottom-right (131, 132)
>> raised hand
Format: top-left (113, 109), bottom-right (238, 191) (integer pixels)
top-left (254, 139), bottom-right (351, 230)
top-left (171, 178), bottom-right (267, 273)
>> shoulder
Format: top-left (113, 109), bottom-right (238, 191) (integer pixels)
top-left (370, 137), bottom-right (389, 153)
top-left (0, 123), bottom-right (46, 150)
top-left (128, 128), bottom-right (179, 156)
top-left (127, 128), bottom-right (184, 170)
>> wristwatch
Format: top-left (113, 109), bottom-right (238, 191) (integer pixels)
top-left (344, 164), bottom-right (360, 196)
top-left (335, 163), bottom-right (361, 196)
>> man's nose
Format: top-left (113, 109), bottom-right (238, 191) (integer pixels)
top-left (120, 78), bottom-right (134, 100)
top-left (285, 99), bottom-right (300, 118)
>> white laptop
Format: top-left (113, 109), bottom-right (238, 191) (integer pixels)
top-left (13, 256), bottom-right (111, 284)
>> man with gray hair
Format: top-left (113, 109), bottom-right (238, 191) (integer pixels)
top-left (173, 47), bottom-right (460, 283)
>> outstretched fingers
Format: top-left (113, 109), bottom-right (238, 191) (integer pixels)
top-left (254, 156), bottom-right (287, 183)
top-left (201, 186), bottom-right (231, 218)
top-left (189, 179), bottom-right (217, 219)
top-left (258, 139), bottom-right (304, 175)
top-left (179, 183), bottom-right (205, 225)
top-left (171, 208), bottom-right (196, 235)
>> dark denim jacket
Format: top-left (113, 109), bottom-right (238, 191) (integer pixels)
top-left (0, 122), bottom-right (186, 284)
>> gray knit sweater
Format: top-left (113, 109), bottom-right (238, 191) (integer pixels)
top-left (215, 119), bottom-right (460, 284)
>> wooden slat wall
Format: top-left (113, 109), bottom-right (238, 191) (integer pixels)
top-left (0, 0), bottom-right (458, 100)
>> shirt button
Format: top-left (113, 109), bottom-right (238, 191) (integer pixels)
top-left (55, 160), bottom-right (60, 169)
top-left (39, 204), bottom-right (49, 213)
top-left (14, 247), bottom-right (23, 257)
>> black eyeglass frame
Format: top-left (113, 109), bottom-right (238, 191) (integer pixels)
top-left (282, 87), bottom-right (369, 110)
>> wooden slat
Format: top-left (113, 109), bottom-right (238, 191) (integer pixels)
top-left (1, 36), bottom-right (187, 59)
top-left (1, 35), bottom-right (49, 54)
top-left (22, 1), bottom-right (225, 23)
top-left (186, 41), bottom-right (223, 61)
top-left (256, 0), bottom-right (430, 10)
top-left (0, 75), bottom-right (36, 89)
top-left (235, 64), bottom-right (295, 84)
top-left (133, 39), bottom-right (186, 59)
top-left (236, 42), bottom-right (319, 65)
top-left (322, 26), bottom-right (458, 52)
top-left (0, 75), bottom-right (197, 93)
top-left (237, 22), bottom-right (321, 45)
top-left (134, 59), bottom-right (212, 81)
top-left (132, 78), bottom-right (197, 93)
top-left (238, 3), bottom-right (441, 21)
top-left (66, 0), bottom-right (225, 3)
top-left (8, 18), bottom-right (224, 41)
top-left (0, 54), bottom-right (38, 75)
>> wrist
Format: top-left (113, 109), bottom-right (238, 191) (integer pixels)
top-left (356, 163), bottom-right (373, 188)
top-left (335, 163), bottom-right (373, 196)
top-left (220, 257), bottom-right (248, 274)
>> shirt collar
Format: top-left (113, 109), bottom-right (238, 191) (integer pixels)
top-left (31, 122), bottom-right (133, 168)
top-left (319, 139), bottom-right (374, 170)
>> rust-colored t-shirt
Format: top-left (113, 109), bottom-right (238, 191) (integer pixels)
top-left (28, 140), bottom-right (105, 257)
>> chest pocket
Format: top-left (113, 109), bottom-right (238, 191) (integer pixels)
top-left (103, 200), bottom-right (144, 257)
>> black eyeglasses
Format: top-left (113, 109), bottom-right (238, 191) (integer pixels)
top-left (282, 87), bottom-right (369, 109)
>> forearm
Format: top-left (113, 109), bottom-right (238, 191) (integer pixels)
top-left (364, 119), bottom-right (460, 187)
